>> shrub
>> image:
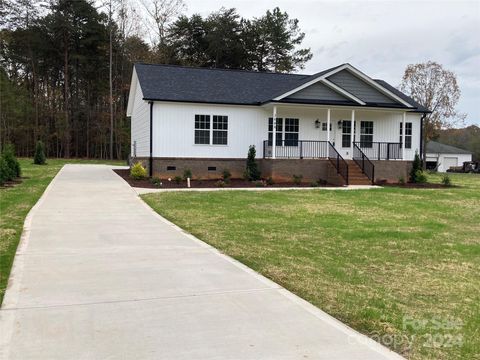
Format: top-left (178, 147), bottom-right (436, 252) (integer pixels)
top-left (409, 151), bottom-right (422, 183)
top-left (253, 180), bottom-right (266, 187)
top-left (398, 176), bottom-right (405, 185)
top-left (441, 174), bottom-right (452, 187)
top-left (2, 143), bottom-right (21, 178)
top-left (310, 181), bottom-right (319, 187)
top-left (292, 174), bottom-right (303, 185)
top-left (414, 170), bottom-right (427, 184)
top-left (150, 177), bottom-right (163, 187)
top-left (215, 180), bottom-right (226, 187)
top-left (130, 162), bottom-right (147, 180)
top-left (173, 175), bottom-right (182, 184)
top-left (245, 145), bottom-right (261, 181)
top-left (33, 141), bottom-right (46, 165)
top-left (266, 177), bottom-right (274, 186)
top-left (183, 168), bottom-right (192, 180)
top-left (222, 169), bottom-right (231, 183)
top-left (0, 156), bottom-right (11, 185)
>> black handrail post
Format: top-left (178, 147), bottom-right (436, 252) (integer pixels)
top-left (387, 144), bottom-right (390, 160)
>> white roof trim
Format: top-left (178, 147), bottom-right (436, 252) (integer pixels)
top-left (320, 79), bottom-right (366, 105)
top-left (272, 63), bottom-right (414, 108)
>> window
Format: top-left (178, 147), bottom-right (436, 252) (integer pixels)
top-left (195, 115), bottom-right (210, 144)
top-left (360, 121), bottom-right (373, 148)
top-left (212, 115), bottom-right (228, 145)
top-left (268, 118), bottom-right (283, 146)
top-left (194, 114), bottom-right (228, 145)
top-left (322, 122), bottom-right (332, 131)
top-left (399, 122), bottom-right (412, 149)
top-left (342, 121), bottom-right (352, 148)
top-left (284, 118), bottom-right (299, 146)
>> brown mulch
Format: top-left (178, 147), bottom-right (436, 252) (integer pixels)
top-left (378, 182), bottom-right (455, 189)
top-left (113, 169), bottom-right (332, 189)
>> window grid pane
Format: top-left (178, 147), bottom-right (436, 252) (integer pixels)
top-left (399, 122), bottom-right (412, 149)
top-left (268, 118), bottom-right (283, 146)
top-left (195, 114), bottom-right (210, 144)
top-left (212, 115), bottom-right (228, 145)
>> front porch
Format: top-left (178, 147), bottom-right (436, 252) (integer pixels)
top-left (260, 104), bottom-right (418, 185)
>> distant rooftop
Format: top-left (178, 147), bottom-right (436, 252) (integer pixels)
top-left (426, 141), bottom-right (472, 155)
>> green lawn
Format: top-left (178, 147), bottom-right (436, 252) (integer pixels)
top-left (0, 158), bottom-right (125, 305)
top-left (142, 173), bottom-right (480, 360)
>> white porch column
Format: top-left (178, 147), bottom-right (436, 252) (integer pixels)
top-left (402, 112), bottom-right (406, 160)
top-left (350, 109), bottom-right (355, 156)
top-left (326, 108), bottom-right (331, 143)
top-left (272, 106), bottom-right (277, 159)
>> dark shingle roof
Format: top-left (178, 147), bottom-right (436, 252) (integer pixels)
top-left (426, 141), bottom-right (472, 155)
top-left (134, 63), bottom-right (429, 111)
top-left (374, 79), bottom-right (430, 113)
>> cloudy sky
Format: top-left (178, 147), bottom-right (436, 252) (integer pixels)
top-left (181, 0), bottom-right (479, 126)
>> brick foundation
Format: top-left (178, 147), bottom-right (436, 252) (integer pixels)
top-left (133, 157), bottom-right (411, 184)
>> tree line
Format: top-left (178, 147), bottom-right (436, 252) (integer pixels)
top-left (0, 0), bottom-right (312, 159)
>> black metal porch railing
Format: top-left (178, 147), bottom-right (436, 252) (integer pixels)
top-left (353, 143), bottom-right (375, 184)
top-left (263, 140), bottom-right (329, 159)
top-left (354, 142), bottom-right (402, 160)
top-left (327, 141), bottom-right (348, 185)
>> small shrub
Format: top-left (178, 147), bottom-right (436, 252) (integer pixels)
top-left (266, 177), bottom-right (274, 186)
top-left (410, 151), bottom-right (422, 183)
top-left (130, 162), bottom-right (147, 180)
top-left (292, 174), bottom-right (303, 185)
top-left (2, 143), bottom-right (21, 178)
top-left (183, 168), bottom-right (192, 180)
top-left (414, 170), bottom-right (427, 184)
top-left (215, 180), bottom-right (226, 187)
top-left (398, 176), bottom-right (405, 185)
top-left (173, 175), bottom-right (182, 184)
top-left (222, 169), bottom-right (231, 183)
top-left (150, 177), bottom-right (163, 187)
top-left (310, 181), bottom-right (319, 187)
top-left (0, 156), bottom-right (11, 185)
top-left (33, 140), bottom-right (46, 165)
top-left (245, 145), bottom-right (261, 181)
top-left (441, 174), bottom-right (452, 187)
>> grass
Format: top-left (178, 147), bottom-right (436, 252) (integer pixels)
top-left (0, 158), bottom-right (125, 305)
top-left (142, 173), bottom-right (480, 360)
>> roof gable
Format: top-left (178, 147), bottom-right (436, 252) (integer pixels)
top-left (286, 81), bottom-right (352, 102)
top-left (327, 70), bottom-right (397, 104)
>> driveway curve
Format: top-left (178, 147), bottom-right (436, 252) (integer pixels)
top-left (0, 165), bottom-right (403, 359)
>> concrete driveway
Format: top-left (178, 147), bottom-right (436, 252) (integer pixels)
top-left (0, 165), bottom-right (403, 359)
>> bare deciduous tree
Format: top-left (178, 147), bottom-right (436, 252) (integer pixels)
top-left (139, 0), bottom-right (186, 47)
top-left (400, 61), bottom-right (465, 164)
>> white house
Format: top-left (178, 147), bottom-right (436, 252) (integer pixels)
top-left (126, 63), bottom-right (430, 185)
top-left (426, 141), bottom-right (473, 172)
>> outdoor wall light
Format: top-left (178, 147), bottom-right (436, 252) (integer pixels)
top-left (315, 119), bottom-right (320, 128)
top-left (337, 120), bottom-right (342, 129)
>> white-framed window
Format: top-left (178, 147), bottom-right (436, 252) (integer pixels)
top-left (194, 114), bottom-right (228, 145)
top-left (399, 122), bottom-right (412, 149)
top-left (360, 121), bottom-right (373, 148)
top-left (322, 122), bottom-right (332, 131)
top-left (268, 118), bottom-right (299, 146)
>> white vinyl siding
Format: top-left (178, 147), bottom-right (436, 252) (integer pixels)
top-left (130, 83), bottom-right (150, 157)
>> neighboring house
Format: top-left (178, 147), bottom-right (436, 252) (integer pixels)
top-left (126, 63), bottom-right (430, 185)
top-left (426, 141), bottom-right (473, 172)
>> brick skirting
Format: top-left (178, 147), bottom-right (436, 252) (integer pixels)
top-left (132, 157), bottom-right (411, 184)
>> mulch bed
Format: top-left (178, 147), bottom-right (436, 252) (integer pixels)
top-left (378, 182), bottom-right (454, 189)
top-left (113, 169), bottom-right (332, 189)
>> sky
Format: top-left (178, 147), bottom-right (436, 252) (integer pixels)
top-left (179, 0), bottom-right (479, 126)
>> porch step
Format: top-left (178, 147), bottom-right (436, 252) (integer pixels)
top-left (346, 160), bottom-right (373, 185)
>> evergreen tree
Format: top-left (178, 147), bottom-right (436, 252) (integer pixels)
top-left (34, 140), bottom-right (46, 164)
top-left (245, 145), bottom-right (261, 181)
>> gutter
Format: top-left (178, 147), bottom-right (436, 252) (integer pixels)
top-left (149, 101), bottom-right (153, 177)
top-left (420, 112), bottom-right (427, 162)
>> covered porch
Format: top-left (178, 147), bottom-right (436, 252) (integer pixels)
top-left (261, 103), bottom-right (412, 161)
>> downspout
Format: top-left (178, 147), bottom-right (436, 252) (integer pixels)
top-left (149, 101), bottom-right (153, 177)
top-left (419, 112), bottom-right (426, 165)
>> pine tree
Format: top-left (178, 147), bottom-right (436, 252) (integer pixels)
top-left (245, 145), bottom-right (261, 181)
top-left (34, 141), bottom-right (46, 165)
